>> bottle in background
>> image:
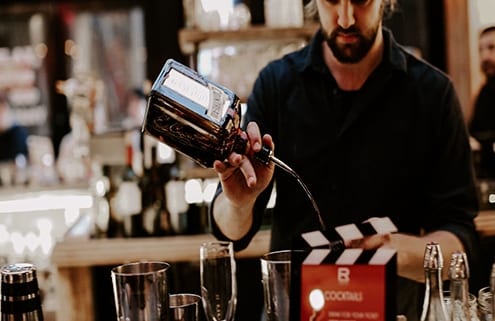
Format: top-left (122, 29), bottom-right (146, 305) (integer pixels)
top-left (420, 242), bottom-right (449, 321)
top-left (104, 164), bottom-right (124, 238)
top-left (1, 263), bottom-right (44, 321)
top-left (107, 132), bottom-right (145, 238)
top-left (141, 144), bottom-right (174, 236)
top-left (119, 133), bottom-right (145, 237)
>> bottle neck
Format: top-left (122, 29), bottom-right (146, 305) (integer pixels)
top-left (421, 268), bottom-right (449, 321)
top-left (232, 134), bottom-right (248, 155)
top-left (450, 279), bottom-right (470, 304)
top-left (126, 144), bottom-right (133, 168)
top-left (425, 268), bottom-right (444, 297)
top-left (450, 279), bottom-right (473, 321)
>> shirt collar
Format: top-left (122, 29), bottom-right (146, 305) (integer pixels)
top-left (297, 26), bottom-right (408, 75)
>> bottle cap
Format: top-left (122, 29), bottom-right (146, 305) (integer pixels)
top-left (1, 263), bottom-right (37, 284)
top-left (449, 251), bottom-right (469, 279)
top-left (1, 263), bottom-right (42, 315)
top-left (423, 242), bottom-right (443, 270)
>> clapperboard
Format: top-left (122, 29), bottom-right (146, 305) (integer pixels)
top-left (290, 217), bottom-right (398, 321)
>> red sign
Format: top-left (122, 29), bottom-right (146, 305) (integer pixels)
top-left (300, 264), bottom-right (388, 321)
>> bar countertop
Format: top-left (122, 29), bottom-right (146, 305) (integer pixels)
top-left (50, 209), bottom-right (495, 321)
top-left (50, 230), bottom-right (270, 321)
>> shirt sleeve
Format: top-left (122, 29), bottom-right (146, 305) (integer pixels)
top-left (207, 65), bottom-right (278, 251)
top-left (424, 78), bottom-right (480, 263)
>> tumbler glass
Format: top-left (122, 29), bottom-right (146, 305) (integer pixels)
top-left (478, 286), bottom-right (492, 321)
top-left (111, 261), bottom-right (171, 321)
top-left (260, 250), bottom-right (292, 321)
top-left (170, 293), bottom-right (202, 321)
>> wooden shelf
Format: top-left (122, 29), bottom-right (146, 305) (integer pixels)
top-left (475, 210), bottom-right (495, 237)
top-left (51, 230), bottom-right (270, 267)
top-left (178, 23), bottom-right (319, 55)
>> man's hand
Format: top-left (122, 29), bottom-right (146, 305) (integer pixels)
top-left (213, 121), bottom-right (275, 208)
top-left (346, 233), bottom-right (392, 249)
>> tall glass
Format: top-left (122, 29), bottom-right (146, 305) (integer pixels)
top-left (199, 241), bottom-right (237, 321)
top-left (111, 261), bottom-right (171, 321)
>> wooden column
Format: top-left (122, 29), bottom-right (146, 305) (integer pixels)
top-left (443, 0), bottom-right (472, 118)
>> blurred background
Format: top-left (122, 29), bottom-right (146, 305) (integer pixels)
top-left (0, 1), bottom-right (494, 321)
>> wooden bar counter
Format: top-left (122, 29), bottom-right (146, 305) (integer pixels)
top-left (51, 230), bottom-right (270, 321)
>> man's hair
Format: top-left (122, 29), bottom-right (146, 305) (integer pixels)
top-left (480, 25), bottom-right (495, 37)
top-left (304, 0), bottom-right (398, 21)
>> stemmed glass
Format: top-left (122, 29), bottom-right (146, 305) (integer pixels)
top-left (199, 241), bottom-right (237, 321)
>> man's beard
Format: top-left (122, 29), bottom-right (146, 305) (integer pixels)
top-left (325, 24), bottom-right (379, 64)
top-left (481, 60), bottom-right (495, 80)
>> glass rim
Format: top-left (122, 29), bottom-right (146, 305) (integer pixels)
top-left (261, 250), bottom-right (292, 263)
top-left (111, 261), bottom-right (170, 276)
top-left (200, 240), bottom-right (233, 247)
top-left (169, 293), bottom-right (202, 308)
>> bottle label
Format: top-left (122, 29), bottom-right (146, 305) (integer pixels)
top-left (113, 182), bottom-right (142, 217)
top-left (163, 68), bottom-right (228, 122)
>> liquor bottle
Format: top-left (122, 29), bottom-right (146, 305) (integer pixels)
top-left (448, 251), bottom-right (477, 321)
top-left (112, 134), bottom-right (145, 237)
top-left (142, 58), bottom-right (325, 229)
top-left (420, 242), bottom-right (449, 321)
top-left (143, 58), bottom-right (271, 169)
top-left (104, 165), bottom-right (124, 238)
top-left (141, 145), bottom-right (174, 236)
top-left (1, 263), bottom-right (44, 321)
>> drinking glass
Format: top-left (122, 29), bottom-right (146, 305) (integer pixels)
top-left (443, 290), bottom-right (479, 321)
top-left (170, 293), bottom-right (202, 321)
top-left (260, 250), bottom-right (291, 321)
top-left (478, 286), bottom-right (492, 321)
top-left (111, 261), bottom-right (170, 321)
top-left (199, 241), bottom-right (237, 321)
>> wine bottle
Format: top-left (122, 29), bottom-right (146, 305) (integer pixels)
top-left (114, 134), bottom-right (145, 237)
top-left (420, 242), bottom-right (449, 321)
top-left (141, 145), bottom-right (174, 236)
top-left (1, 263), bottom-right (44, 321)
top-left (104, 165), bottom-right (124, 238)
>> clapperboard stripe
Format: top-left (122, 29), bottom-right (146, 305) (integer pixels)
top-left (299, 217), bottom-right (398, 265)
top-left (334, 217), bottom-right (398, 244)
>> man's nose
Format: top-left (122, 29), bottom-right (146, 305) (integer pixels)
top-left (337, 1), bottom-right (356, 29)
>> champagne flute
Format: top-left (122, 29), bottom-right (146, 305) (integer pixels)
top-left (199, 241), bottom-right (237, 321)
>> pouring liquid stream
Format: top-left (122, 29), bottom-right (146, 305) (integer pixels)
top-left (267, 154), bottom-right (326, 231)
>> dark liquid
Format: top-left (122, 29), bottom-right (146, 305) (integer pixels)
top-left (268, 156), bottom-right (325, 230)
top-left (143, 94), bottom-right (242, 168)
top-left (201, 256), bottom-right (236, 321)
